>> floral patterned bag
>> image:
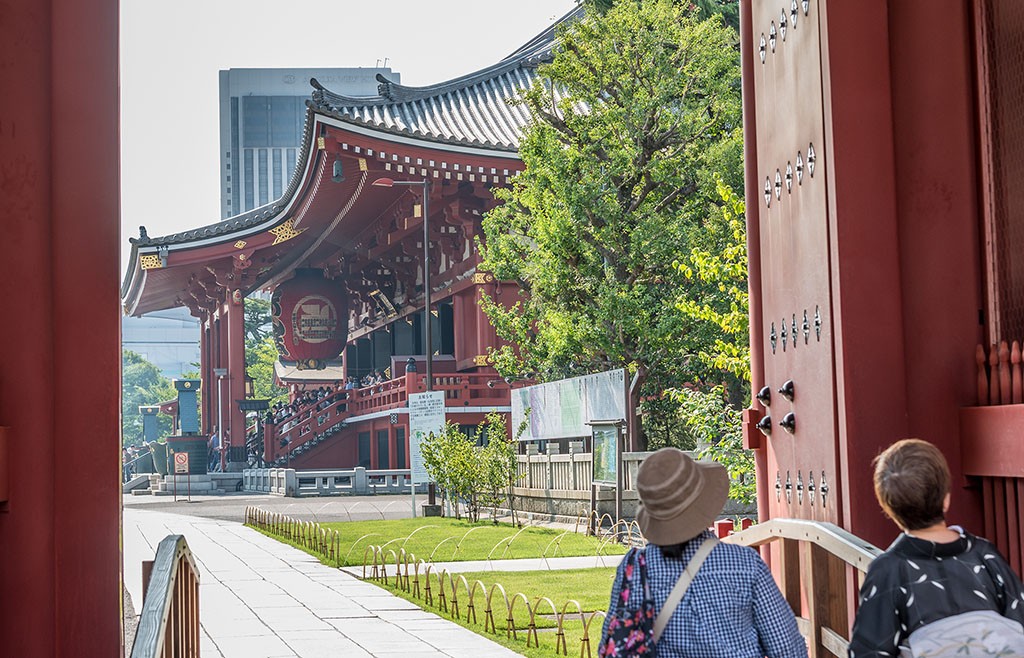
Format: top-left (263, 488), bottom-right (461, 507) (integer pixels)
top-left (599, 547), bottom-right (657, 657)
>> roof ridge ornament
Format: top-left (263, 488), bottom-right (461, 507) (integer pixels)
top-left (309, 77), bottom-right (325, 105)
top-left (376, 73), bottom-right (396, 101)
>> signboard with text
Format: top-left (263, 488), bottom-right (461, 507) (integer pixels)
top-left (511, 369), bottom-right (627, 441)
top-left (173, 452), bottom-right (190, 475)
top-left (591, 424), bottom-right (619, 485)
top-left (408, 391), bottom-right (445, 485)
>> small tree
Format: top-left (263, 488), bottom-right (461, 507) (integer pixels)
top-left (420, 421), bottom-right (476, 520)
top-left (476, 413), bottom-right (525, 524)
top-left (420, 413), bottom-right (526, 523)
top-left (671, 386), bottom-right (754, 506)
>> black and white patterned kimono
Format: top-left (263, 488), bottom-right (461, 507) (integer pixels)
top-left (848, 528), bottom-right (1024, 657)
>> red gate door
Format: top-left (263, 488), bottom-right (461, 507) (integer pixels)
top-left (749, 0), bottom-right (840, 524)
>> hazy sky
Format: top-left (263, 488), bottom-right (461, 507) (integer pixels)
top-left (119, 0), bottom-right (578, 269)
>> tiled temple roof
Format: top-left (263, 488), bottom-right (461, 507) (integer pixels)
top-left (309, 8), bottom-right (577, 151)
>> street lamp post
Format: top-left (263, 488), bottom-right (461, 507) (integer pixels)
top-left (213, 367), bottom-right (227, 472)
top-left (372, 177), bottom-right (432, 391)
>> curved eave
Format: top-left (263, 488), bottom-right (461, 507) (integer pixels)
top-left (314, 112), bottom-right (524, 159)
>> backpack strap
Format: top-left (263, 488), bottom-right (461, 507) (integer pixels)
top-left (652, 536), bottom-right (719, 643)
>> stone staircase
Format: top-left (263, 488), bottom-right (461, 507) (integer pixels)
top-left (270, 420), bottom-right (347, 467)
top-left (128, 473), bottom-right (244, 496)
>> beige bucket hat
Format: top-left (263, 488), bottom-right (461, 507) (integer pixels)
top-left (635, 447), bottom-right (730, 546)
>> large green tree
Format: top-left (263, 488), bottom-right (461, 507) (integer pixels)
top-left (479, 0), bottom-right (742, 445)
top-left (121, 350), bottom-right (175, 446)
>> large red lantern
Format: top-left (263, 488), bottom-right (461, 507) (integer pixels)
top-left (271, 270), bottom-right (348, 369)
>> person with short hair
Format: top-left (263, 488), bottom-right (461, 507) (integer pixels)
top-left (848, 438), bottom-right (1024, 657)
top-left (599, 448), bottom-right (806, 657)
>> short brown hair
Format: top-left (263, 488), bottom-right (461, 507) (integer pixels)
top-left (872, 439), bottom-right (950, 531)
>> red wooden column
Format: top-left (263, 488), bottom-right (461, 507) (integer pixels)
top-left (0, 0), bottom-right (120, 654)
top-left (215, 309), bottom-right (227, 437)
top-left (452, 289), bottom-right (478, 367)
top-left (200, 314), bottom-right (213, 433)
top-left (226, 294), bottom-right (246, 459)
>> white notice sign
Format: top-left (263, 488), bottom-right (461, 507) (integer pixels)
top-left (408, 391), bottom-right (445, 485)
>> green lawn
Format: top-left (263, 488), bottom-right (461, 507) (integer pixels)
top-left (453, 567), bottom-right (617, 615)
top-left (252, 515), bottom-right (625, 657)
top-left (370, 567), bottom-right (614, 658)
top-left (313, 517), bottom-right (628, 566)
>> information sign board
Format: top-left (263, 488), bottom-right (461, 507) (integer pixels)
top-left (592, 424), bottom-right (619, 485)
top-left (173, 452), bottom-right (189, 474)
top-left (512, 369), bottom-right (627, 441)
top-left (408, 391), bottom-right (445, 485)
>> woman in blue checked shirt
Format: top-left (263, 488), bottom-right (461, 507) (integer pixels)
top-left (600, 448), bottom-right (807, 657)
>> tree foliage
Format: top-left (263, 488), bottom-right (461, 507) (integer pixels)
top-left (244, 297), bottom-right (287, 404)
top-left (245, 296), bottom-right (273, 348)
top-left (669, 179), bottom-right (754, 500)
top-left (586, 0), bottom-right (739, 33)
top-left (675, 177), bottom-right (750, 384)
top-left (122, 350), bottom-right (175, 446)
top-left (673, 385), bottom-right (755, 505)
top-left (479, 0), bottom-right (742, 441)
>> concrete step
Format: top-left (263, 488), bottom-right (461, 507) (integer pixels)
top-left (121, 474), bottom-right (151, 494)
top-left (130, 489), bottom-right (152, 496)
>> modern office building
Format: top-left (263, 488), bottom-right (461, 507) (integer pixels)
top-left (121, 307), bottom-right (201, 378)
top-left (218, 67), bottom-right (398, 218)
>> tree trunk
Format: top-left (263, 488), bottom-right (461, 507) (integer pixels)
top-left (628, 366), bottom-right (649, 452)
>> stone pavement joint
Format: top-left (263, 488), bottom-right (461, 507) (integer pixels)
top-left (123, 507), bottom-right (525, 658)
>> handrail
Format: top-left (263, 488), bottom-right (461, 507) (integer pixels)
top-left (265, 372), bottom-right (511, 464)
top-left (130, 534), bottom-right (201, 658)
top-left (723, 518), bottom-right (882, 658)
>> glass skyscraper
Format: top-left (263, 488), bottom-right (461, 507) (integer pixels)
top-left (218, 67), bottom-right (397, 218)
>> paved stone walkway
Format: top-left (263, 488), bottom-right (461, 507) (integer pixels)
top-left (124, 507), bottom-right (525, 658)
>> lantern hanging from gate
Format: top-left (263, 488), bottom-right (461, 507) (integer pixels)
top-left (271, 269), bottom-right (348, 369)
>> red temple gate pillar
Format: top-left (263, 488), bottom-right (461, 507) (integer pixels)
top-left (0, 0), bottom-right (120, 654)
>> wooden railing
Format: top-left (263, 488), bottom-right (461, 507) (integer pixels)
top-left (130, 534), bottom-right (201, 658)
top-left (515, 451), bottom-right (653, 492)
top-left (264, 372), bottom-right (512, 464)
top-left (723, 518), bottom-right (881, 658)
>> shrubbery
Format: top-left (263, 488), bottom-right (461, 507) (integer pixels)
top-left (420, 412), bottom-right (524, 523)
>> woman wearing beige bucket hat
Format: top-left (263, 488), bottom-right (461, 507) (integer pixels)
top-left (599, 448), bottom-right (806, 657)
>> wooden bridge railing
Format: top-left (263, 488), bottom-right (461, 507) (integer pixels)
top-left (963, 341), bottom-right (1024, 576)
top-left (130, 534), bottom-right (200, 658)
top-left (723, 518), bottom-right (882, 658)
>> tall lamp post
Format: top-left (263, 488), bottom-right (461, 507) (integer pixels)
top-left (371, 177), bottom-right (432, 391)
top-left (213, 367), bottom-right (227, 471)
